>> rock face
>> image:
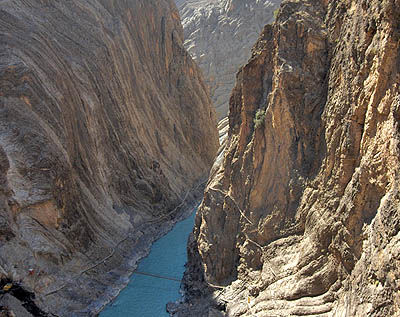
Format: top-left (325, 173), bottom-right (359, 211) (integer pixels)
top-left (183, 0), bottom-right (400, 315)
top-left (0, 0), bottom-right (218, 315)
top-left (176, 0), bottom-right (281, 119)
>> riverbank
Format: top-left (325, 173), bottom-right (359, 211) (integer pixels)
top-left (101, 206), bottom-right (198, 316)
top-left (86, 193), bottom-right (203, 316)
top-left (30, 183), bottom-right (205, 316)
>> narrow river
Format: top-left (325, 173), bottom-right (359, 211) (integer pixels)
top-left (101, 208), bottom-right (196, 316)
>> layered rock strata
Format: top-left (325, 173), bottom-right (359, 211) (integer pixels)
top-left (182, 0), bottom-right (400, 316)
top-left (0, 0), bottom-right (218, 315)
top-left (176, 0), bottom-right (281, 119)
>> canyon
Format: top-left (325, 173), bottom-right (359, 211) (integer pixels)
top-left (178, 0), bottom-right (400, 316)
top-left (0, 0), bottom-right (218, 315)
top-left (0, 0), bottom-right (399, 316)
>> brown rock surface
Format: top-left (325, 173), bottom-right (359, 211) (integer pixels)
top-left (0, 0), bottom-right (218, 315)
top-left (181, 0), bottom-right (400, 316)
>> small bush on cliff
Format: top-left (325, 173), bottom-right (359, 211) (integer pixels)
top-left (254, 109), bottom-right (266, 129)
top-left (273, 8), bottom-right (279, 19)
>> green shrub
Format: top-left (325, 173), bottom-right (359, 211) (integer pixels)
top-left (254, 109), bottom-right (266, 129)
top-left (273, 8), bottom-right (279, 19)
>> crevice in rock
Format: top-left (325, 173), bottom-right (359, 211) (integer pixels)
top-left (0, 279), bottom-right (50, 317)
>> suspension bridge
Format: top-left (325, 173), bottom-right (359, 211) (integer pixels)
top-left (133, 271), bottom-right (181, 282)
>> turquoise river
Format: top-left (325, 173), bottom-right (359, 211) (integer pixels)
top-left (101, 209), bottom-right (196, 316)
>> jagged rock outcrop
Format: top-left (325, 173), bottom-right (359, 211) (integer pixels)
top-left (0, 0), bottom-right (218, 315)
top-left (181, 0), bottom-right (400, 316)
top-left (176, 0), bottom-right (281, 119)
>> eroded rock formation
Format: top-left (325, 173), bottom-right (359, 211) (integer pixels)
top-left (182, 0), bottom-right (400, 315)
top-left (176, 0), bottom-right (281, 119)
top-left (0, 0), bottom-right (218, 315)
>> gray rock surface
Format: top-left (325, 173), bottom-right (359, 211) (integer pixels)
top-left (0, 294), bottom-right (32, 317)
top-left (0, 0), bottom-right (218, 315)
top-left (176, 0), bottom-right (281, 119)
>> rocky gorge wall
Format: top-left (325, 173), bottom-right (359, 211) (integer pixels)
top-left (182, 0), bottom-right (400, 316)
top-left (176, 0), bottom-right (281, 119)
top-left (0, 0), bottom-right (218, 315)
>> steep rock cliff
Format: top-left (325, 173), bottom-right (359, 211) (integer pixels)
top-left (0, 0), bottom-right (218, 315)
top-left (183, 0), bottom-right (400, 315)
top-left (176, 0), bottom-right (281, 119)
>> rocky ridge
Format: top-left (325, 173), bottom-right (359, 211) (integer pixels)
top-left (0, 0), bottom-right (218, 315)
top-left (176, 0), bottom-right (281, 119)
top-left (179, 0), bottom-right (400, 316)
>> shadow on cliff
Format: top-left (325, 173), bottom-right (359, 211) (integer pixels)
top-left (0, 278), bottom-right (51, 316)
